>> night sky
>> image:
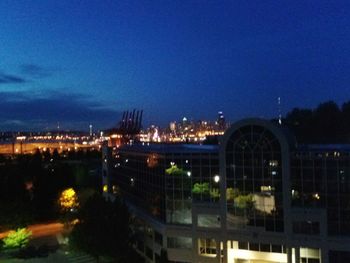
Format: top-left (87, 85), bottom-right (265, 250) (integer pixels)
top-left (0, 1), bottom-right (350, 131)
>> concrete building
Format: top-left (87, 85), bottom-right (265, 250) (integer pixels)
top-left (102, 118), bottom-right (350, 263)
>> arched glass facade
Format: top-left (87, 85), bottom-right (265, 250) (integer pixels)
top-left (104, 119), bottom-right (350, 263)
top-left (225, 124), bottom-right (284, 232)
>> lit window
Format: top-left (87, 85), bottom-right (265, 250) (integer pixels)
top-left (312, 193), bottom-right (320, 200)
top-left (269, 160), bottom-right (278, 167)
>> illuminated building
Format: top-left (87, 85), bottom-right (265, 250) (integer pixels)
top-left (102, 118), bottom-right (350, 263)
top-left (217, 111), bottom-right (225, 130)
top-left (89, 124), bottom-right (93, 137)
top-left (141, 116), bottom-right (226, 143)
top-left (169, 122), bottom-right (176, 134)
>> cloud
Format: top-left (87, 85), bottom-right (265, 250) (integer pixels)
top-left (19, 64), bottom-right (54, 78)
top-left (0, 72), bottom-right (27, 84)
top-left (0, 63), bottom-right (57, 86)
top-left (0, 91), bottom-right (121, 131)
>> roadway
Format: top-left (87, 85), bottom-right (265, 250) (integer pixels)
top-left (0, 222), bottom-right (64, 240)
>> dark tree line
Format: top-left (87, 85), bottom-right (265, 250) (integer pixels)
top-left (0, 149), bottom-right (101, 230)
top-left (70, 194), bottom-right (144, 262)
top-left (282, 100), bottom-right (350, 143)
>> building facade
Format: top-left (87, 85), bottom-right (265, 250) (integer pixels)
top-left (102, 118), bottom-right (350, 263)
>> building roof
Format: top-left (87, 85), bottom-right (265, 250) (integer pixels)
top-left (297, 144), bottom-right (350, 152)
top-left (119, 143), bottom-right (219, 154)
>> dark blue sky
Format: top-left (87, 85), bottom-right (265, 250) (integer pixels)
top-left (1, 0), bottom-right (350, 131)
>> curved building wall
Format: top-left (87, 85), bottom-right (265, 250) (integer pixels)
top-left (103, 118), bottom-right (350, 263)
top-left (220, 119), bottom-right (293, 234)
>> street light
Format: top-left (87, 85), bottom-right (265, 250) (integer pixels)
top-left (214, 175), bottom-right (220, 183)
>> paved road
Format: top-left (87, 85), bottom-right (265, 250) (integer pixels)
top-left (64, 251), bottom-right (97, 263)
top-left (0, 222), bottom-right (64, 240)
top-left (0, 250), bottom-right (98, 263)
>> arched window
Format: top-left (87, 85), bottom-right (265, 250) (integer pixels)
top-left (225, 125), bottom-right (284, 232)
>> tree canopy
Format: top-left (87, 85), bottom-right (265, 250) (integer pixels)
top-left (69, 194), bottom-right (135, 261)
top-left (283, 100), bottom-right (350, 143)
top-left (2, 228), bottom-right (32, 249)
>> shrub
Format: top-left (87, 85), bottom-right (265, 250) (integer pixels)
top-left (2, 228), bottom-right (32, 249)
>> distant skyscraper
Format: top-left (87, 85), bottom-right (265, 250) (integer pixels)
top-left (169, 122), bottom-right (176, 133)
top-left (278, 97), bottom-right (282, 125)
top-left (89, 124), bottom-right (93, 136)
top-left (217, 111), bottom-right (225, 129)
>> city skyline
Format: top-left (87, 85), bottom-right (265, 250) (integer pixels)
top-left (0, 1), bottom-right (350, 130)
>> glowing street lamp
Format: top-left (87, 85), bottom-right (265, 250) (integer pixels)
top-left (214, 175), bottom-right (220, 183)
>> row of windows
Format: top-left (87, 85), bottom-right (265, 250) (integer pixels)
top-left (167, 237), bottom-right (192, 249)
top-left (237, 241), bottom-right (287, 253)
top-left (292, 221), bottom-right (320, 235)
top-left (293, 152), bottom-right (350, 158)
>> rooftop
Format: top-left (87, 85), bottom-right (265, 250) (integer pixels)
top-left (297, 144), bottom-right (350, 152)
top-left (119, 143), bottom-right (219, 154)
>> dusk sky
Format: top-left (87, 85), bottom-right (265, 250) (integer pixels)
top-left (0, 0), bottom-right (350, 131)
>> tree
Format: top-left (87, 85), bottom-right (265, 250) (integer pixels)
top-left (0, 160), bottom-right (33, 229)
top-left (165, 165), bottom-right (191, 190)
top-left (59, 188), bottom-right (79, 213)
top-left (226, 188), bottom-right (240, 201)
top-left (32, 169), bottom-right (58, 220)
top-left (59, 188), bottom-right (79, 225)
top-left (2, 228), bottom-right (32, 249)
top-left (313, 101), bottom-right (340, 142)
top-left (285, 108), bottom-right (313, 142)
top-left (70, 194), bottom-right (133, 261)
top-left (59, 188), bottom-right (79, 212)
top-left (192, 182), bottom-right (210, 194)
top-left (283, 101), bottom-right (348, 143)
top-left (74, 165), bottom-right (89, 188)
top-left (52, 148), bottom-right (60, 161)
top-left (341, 102), bottom-right (350, 142)
top-left (165, 165), bottom-right (186, 176)
top-left (210, 188), bottom-right (220, 200)
top-left (234, 194), bottom-right (255, 211)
